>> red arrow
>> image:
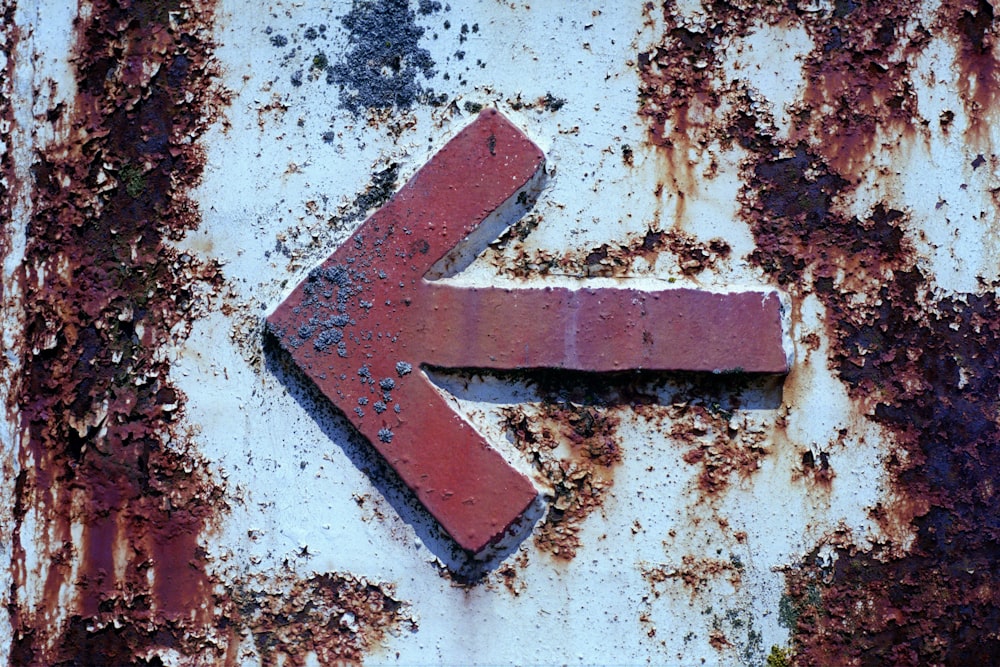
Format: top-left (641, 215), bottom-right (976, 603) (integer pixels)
top-left (267, 110), bottom-right (788, 554)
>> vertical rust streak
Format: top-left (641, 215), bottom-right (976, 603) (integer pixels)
top-left (8, 0), bottom-right (226, 662)
top-left (950, 0), bottom-right (1000, 144)
top-left (2, 1), bottom-right (28, 661)
top-left (5, 2), bottom-right (416, 664)
top-left (0, 0), bottom-right (16, 269)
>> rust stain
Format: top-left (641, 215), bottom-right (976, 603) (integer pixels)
top-left (666, 402), bottom-right (769, 497)
top-left (640, 553), bottom-right (760, 660)
top-left (9, 1), bottom-right (227, 660)
top-left (501, 403), bottom-right (622, 560)
top-left (790, 2), bottom-right (928, 179)
top-left (949, 0), bottom-right (1000, 144)
top-left (232, 572), bottom-right (416, 667)
top-left (491, 551), bottom-right (529, 597)
top-left (639, 1), bottom-right (1000, 663)
top-left (0, 2), bottom-right (16, 271)
top-left (485, 224), bottom-right (731, 279)
top-left (636, 10), bottom-right (730, 228)
top-left (642, 555), bottom-right (743, 596)
top-left (7, 1), bottom-right (411, 663)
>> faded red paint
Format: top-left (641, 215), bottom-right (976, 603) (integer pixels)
top-left (267, 109), bottom-right (787, 554)
top-left (267, 110), bottom-right (544, 554)
top-left (638, 1), bottom-right (1000, 663)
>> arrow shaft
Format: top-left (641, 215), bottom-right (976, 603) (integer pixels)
top-left (415, 284), bottom-right (788, 373)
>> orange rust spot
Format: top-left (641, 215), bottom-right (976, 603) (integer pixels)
top-left (670, 403), bottom-right (769, 497)
top-left (642, 554), bottom-right (744, 597)
top-left (494, 552), bottom-right (530, 597)
top-left (232, 572), bottom-right (416, 667)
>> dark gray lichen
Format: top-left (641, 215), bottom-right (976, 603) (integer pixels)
top-left (417, 0), bottom-right (441, 15)
top-left (379, 378), bottom-right (396, 391)
top-left (330, 0), bottom-right (437, 114)
top-left (395, 361), bottom-right (412, 376)
top-left (378, 428), bottom-right (394, 443)
top-left (346, 163), bottom-right (400, 223)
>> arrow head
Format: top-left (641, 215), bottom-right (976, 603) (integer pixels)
top-left (267, 110), bottom-right (544, 554)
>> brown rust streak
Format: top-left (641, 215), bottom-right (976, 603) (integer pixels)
top-left (791, 1), bottom-right (928, 179)
top-left (8, 1), bottom-right (228, 663)
top-left (636, 2), bottom-right (785, 228)
top-left (946, 0), bottom-right (1000, 145)
top-left (0, 1), bottom-right (16, 268)
top-left (5, 2), bottom-right (415, 665)
top-left (639, 1), bottom-right (1000, 664)
top-left (0, 0), bottom-right (20, 417)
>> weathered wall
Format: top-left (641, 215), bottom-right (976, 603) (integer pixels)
top-left (2, 0), bottom-right (999, 665)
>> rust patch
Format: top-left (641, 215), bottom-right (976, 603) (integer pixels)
top-left (492, 551), bottom-right (529, 597)
top-left (0, 2), bottom-right (15, 269)
top-left (639, 1), bottom-right (1000, 663)
top-left (642, 555), bottom-right (743, 596)
top-left (505, 91), bottom-right (568, 113)
top-left (9, 1), bottom-right (228, 661)
top-left (667, 402), bottom-right (769, 496)
top-left (501, 403), bottom-right (622, 560)
top-left (232, 571), bottom-right (416, 666)
top-left (789, 2), bottom-right (929, 179)
top-left (485, 224), bottom-right (731, 279)
top-left (793, 447), bottom-right (836, 492)
top-left (7, 1), bottom-right (411, 663)
top-left (947, 0), bottom-right (1000, 144)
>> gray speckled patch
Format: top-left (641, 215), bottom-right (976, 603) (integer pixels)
top-left (331, 0), bottom-right (438, 114)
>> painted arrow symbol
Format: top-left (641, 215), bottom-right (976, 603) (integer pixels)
top-left (267, 109), bottom-right (789, 554)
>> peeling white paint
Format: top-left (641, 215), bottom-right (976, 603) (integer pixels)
top-left (165, 1), bottom-right (929, 665)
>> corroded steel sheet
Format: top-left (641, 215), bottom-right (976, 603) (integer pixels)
top-left (4, 0), bottom-right (1000, 665)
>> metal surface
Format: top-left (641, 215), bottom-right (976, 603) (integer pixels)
top-left (2, 0), bottom-right (1000, 665)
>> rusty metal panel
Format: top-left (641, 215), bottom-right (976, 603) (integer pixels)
top-left (3, 0), bottom-right (1000, 665)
